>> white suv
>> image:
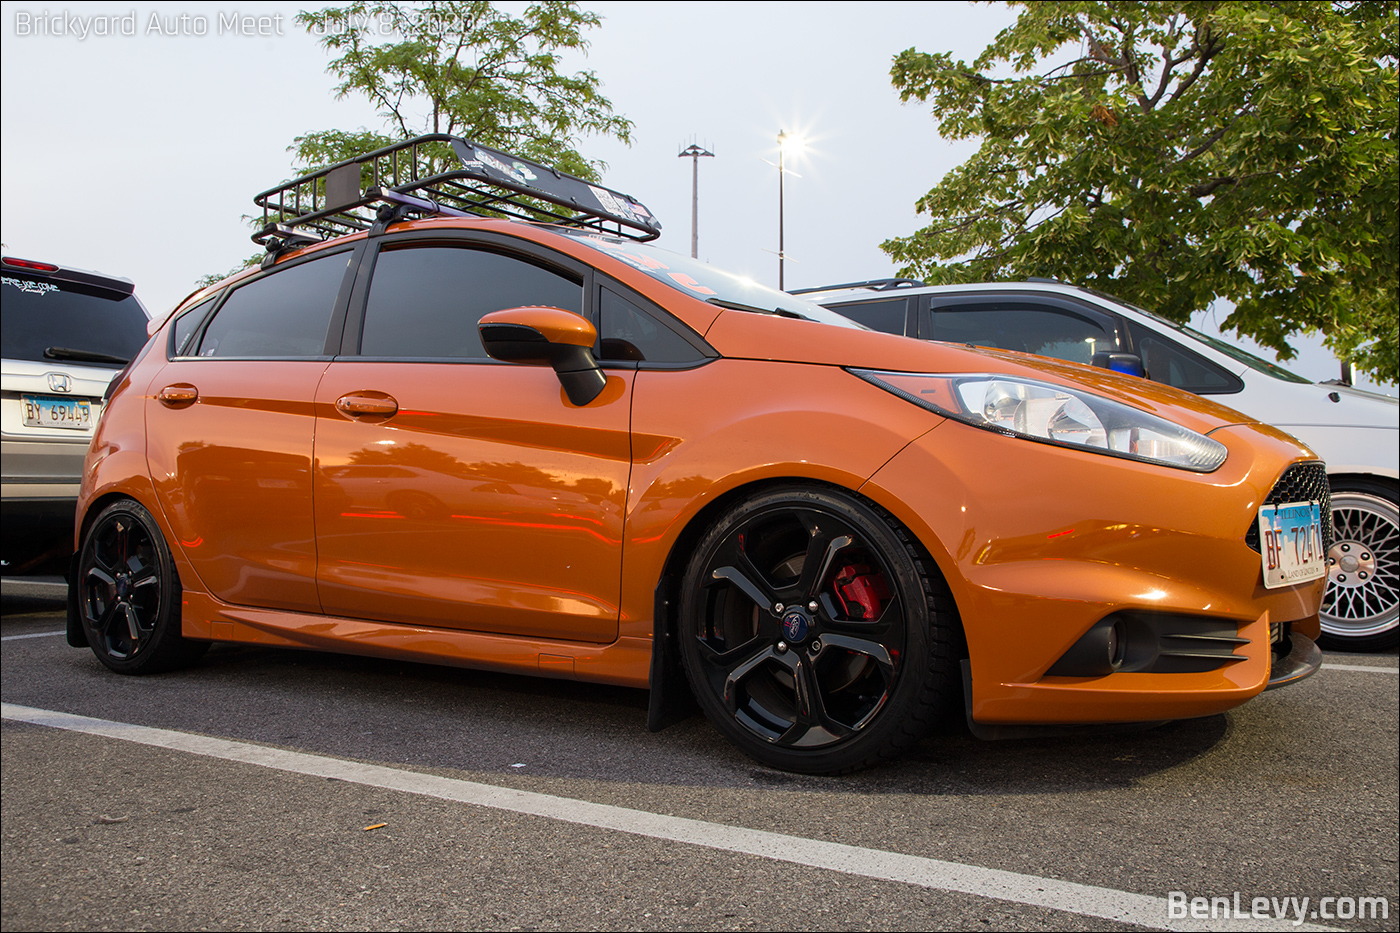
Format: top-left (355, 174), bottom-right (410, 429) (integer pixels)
top-left (2, 257), bottom-right (150, 574)
top-left (804, 279), bottom-right (1399, 651)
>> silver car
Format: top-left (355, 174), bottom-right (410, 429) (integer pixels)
top-left (2, 257), bottom-right (150, 574)
top-left (805, 278), bottom-right (1399, 652)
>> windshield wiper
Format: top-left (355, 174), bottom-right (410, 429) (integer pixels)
top-left (44, 346), bottom-right (129, 365)
top-left (706, 298), bottom-right (802, 319)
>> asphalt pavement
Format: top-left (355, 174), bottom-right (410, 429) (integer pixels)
top-left (3, 587), bottom-right (1396, 932)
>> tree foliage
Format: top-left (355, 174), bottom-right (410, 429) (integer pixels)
top-left (292, 1), bottom-right (632, 181)
top-left (887, 1), bottom-right (1398, 382)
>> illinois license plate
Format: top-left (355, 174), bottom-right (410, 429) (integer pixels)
top-left (1258, 500), bottom-right (1326, 589)
top-left (22, 394), bottom-right (92, 430)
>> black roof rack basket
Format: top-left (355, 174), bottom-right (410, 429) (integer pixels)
top-left (252, 134), bottom-right (661, 249)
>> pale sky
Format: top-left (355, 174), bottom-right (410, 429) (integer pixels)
top-left (1, 0), bottom-right (1390, 392)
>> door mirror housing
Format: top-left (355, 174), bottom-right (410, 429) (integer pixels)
top-left (480, 306), bottom-right (607, 405)
top-left (1091, 351), bottom-right (1146, 379)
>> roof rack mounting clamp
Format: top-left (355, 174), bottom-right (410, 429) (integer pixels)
top-left (370, 200), bottom-right (418, 237)
top-left (258, 224), bottom-right (321, 269)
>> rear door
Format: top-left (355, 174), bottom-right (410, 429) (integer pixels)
top-left (145, 247), bottom-right (358, 613)
top-left (312, 231), bottom-right (633, 643)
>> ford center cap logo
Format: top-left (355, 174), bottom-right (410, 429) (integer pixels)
top-left (781, 609), bottom-right (809, 643)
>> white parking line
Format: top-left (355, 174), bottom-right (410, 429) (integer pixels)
top-left (1320, 663), bottom-right (1399, 675)
top-left (1, 702), bottom-right (1336, 932)
top-left (1, 630), bottom-right (66, 642)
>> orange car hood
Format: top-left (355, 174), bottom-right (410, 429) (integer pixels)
top-left (702, 308), bottom-right (1271, 438)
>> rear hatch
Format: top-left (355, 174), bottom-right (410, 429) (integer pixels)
top-left (1, 258), bottom-right (149, 454)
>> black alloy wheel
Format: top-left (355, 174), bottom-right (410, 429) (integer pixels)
top-left (1319, 478), bottom-right (1399, 651)
top-left (78, 499), bottom-right (207, 674)
top-left (678, 485), bottom-right (957, 774)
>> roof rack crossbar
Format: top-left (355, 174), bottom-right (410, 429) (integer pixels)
top-left (252, 133), bottom-right (660, 248)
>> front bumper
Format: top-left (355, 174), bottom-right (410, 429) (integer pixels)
top-left (862, 418), bottom-right (1326, 727)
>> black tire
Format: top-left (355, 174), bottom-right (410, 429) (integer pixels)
top-left (1318, 477), bottom-right (1399, 652)
top-left (76, 499), bottom-right (208, 674)
top-left (678, 485), bottom-right (958, 774)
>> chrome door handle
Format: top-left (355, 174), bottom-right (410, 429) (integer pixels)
top-left (335, 394), bottom-right (398, 417)
top-left (157, 384), bottom-right (198, 406)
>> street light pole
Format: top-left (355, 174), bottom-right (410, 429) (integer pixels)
top-left (777, 130), bottom-right (788, 290)
top-left (678, 143), bottom-right (714, 259)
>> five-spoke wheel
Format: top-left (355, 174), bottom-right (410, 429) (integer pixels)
top-left (679, 486), bottom-right (956, 773)
top-left (78, 499), bottom-right (207, 673)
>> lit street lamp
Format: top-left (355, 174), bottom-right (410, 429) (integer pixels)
top-left (678, 143), bottom-right (714, 259)
top-left (776, 130), bottom-right (804, 290)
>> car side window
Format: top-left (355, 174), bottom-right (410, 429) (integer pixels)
top-left (929, 301), bottom-right (1118, 363)
top-left (171, 296), bottom-right (218, 357)
top-left (196, 253), bottom-right (350, 358)
top-left (597, 287), bottom-right (706, 364)
top-left (359, 245), bottom-right (582, 359)
top-left (827, 298), bottom-right (907, 335)
top-left (1127, 322), bottom-right (1243, 394)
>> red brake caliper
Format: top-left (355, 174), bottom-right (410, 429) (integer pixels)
top-left (832, 564), bottom-right (891, 621)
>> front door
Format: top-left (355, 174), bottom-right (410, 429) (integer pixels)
top-left (312, 238), bottom-right (631, 643)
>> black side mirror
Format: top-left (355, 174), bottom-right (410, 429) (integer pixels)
top-left (1091, 351), bottom-right (1146, 379)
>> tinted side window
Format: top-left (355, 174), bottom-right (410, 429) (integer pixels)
top-left (172, 296), bottom-right (217, 357)
top-left (1128, 322), bottom-right (1242, 394)
top-left (929, 302), bottom-right (1117, 363)
top-left (197, 253), bottom-right (349, 358)
top-left (360, 246), bottom-right (582, 359)
top-left (2, 275), bottom-right (148, 366)
top-left (828, 298), bottom-right (907, 335)
top-left (598, 288), bottom-right (704, 363)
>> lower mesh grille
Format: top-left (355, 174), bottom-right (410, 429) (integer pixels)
top-left (1244, 461), bottom-right (1332, 554)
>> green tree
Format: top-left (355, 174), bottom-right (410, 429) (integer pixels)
top-left (292, 0), bottom-right (632, 181)
top-left (886, 1), bottom-right (1398, 382)
top-left (197, 1), bottom-right (630, 289)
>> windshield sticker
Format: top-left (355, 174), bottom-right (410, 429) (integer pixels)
top-left (2, 276), bottom-right (59, 296)
top-left (667, 272), bottom-right (717, 295)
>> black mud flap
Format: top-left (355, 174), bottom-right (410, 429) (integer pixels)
top-left (646, 576), bottom-right (697, 731)
top-left (66, 550), bottom-right (88, 648)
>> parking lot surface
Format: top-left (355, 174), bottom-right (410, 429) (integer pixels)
top-left (3, 589), bottom-right (1396, 931)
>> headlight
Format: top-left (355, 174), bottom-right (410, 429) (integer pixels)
top-left (852, 370), bottom-right (1228, 472)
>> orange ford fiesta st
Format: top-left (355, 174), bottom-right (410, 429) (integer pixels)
top-left (69, 137), bottom-right (1327, 773)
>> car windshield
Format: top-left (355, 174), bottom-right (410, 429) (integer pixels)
top-left (555, 230), bottom-right (864, 329)
top-left (1077, 286), bottom-right (1313, 384)
top-left (2, 274), bottom-right (149, 367)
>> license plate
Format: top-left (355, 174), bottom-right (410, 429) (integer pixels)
top-left (22, 394), bottom-right (92, 430)
top-left (1258, 500), bottom-right (1326, 589)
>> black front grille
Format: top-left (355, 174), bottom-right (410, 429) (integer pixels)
top-left (1244, 461), bottom-right (1333, 553)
